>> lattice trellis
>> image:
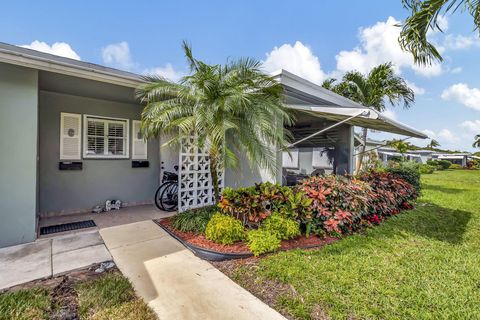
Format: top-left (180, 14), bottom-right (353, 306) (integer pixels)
top-left (178, 136), bottom-right (224, 212)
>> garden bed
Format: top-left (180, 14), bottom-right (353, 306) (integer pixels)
top-left (156, 218), bottom-right (337, 261)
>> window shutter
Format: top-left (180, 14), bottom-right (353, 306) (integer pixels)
top-left (60, 112), bottom-right (82, 160)
top-left (132, 120), bottom-right (147, 160)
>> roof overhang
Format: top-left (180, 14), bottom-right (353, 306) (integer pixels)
top-left (0, 42), bottom-right (143, 88)
top-left (288, 104), bottom-right (428, 139)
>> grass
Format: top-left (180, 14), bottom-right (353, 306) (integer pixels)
top-left (0, 272), bottom-right (156, 320)
top-left (246, 170), bottom-right (480, 319)
top-left (0, 288), bottom-right (50, 320)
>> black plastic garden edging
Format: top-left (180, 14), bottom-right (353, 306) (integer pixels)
top-left (153, 220), bottom-right (253, 261)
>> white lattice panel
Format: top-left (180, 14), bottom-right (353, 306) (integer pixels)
top-left (178, 136), bottom-right (224, 212)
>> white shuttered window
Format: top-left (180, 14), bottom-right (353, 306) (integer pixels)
top-left (83, 115), bottom-right (129, 158)
top-left (132, 120), bottom-right (148, 160)
top-left (60, 112), bottom-right (82, 160)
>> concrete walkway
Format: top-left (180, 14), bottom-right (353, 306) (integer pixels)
top-left (0, 230), bottom-right (111, 290)
top-left (100, 220), bottom-right (285, 320)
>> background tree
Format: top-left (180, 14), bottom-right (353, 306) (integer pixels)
top-left (391, 139), bottom-right (410, 159)
top-left (137, 42), bottom-right (293, 201)
top-left (427, 139), bottom-right (440, 149)
top-left (322, 62), bottom-right (415, 174)
top-left (473, 134), bottom-right (480, 148)
top-left (399, 0), bottom-right (480, 65)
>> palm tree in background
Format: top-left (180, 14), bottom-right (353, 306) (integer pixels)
top-left (399, 0), bottom-right (480, 65)
top-left (427, 139), bottom-right (440, 149)
top-left (473, 135), bottom-right (480, 148)
top-left (136, 42), bottom-right (293, 201)
top-left (391, 139), bottom-right (410, 159)
top-left (322, 62), bottom-right (415, 173)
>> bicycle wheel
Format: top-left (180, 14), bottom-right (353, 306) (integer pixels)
top-left (160, 182), bottom-right (178, 212)
top-left (154, 183), bottom-right (168, 210)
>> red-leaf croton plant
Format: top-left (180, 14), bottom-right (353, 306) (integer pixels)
top-left (218, 170), bottom-right (418, 238)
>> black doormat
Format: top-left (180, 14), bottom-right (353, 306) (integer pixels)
top-left (40, 220), bottom-right (96, 235)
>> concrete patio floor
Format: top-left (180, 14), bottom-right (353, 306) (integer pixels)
top-left (100, 220), bottom-right (285, 320)
top-left (39, 204), bottom-right (173, 238)
top-left (0, 230), bottom-right (111, 290)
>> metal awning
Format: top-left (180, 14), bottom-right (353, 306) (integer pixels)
top-left (288, 105), bottom-right (428, 139)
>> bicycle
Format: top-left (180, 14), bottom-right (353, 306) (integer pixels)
top-left (155, 166), bottom-right (179, 212)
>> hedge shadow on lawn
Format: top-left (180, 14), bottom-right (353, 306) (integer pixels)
top-left (396, 203), bottom-right (471, 244)
top-left (422, 183), bottom-right (468, 195)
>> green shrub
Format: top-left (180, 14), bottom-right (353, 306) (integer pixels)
top-left (170, 205), bottom-right (216, 233)
top-left (246, 229), bottom-right (281, 256)
top-left (419, 164), bottom-right (436, 174)
top-left (205, 213), bottom-right (245, 244)
top-left (450, 164), bottom-right (463, 169)
top-left (261, 213), bottom-right (300, 240)
top-left (386, 161), bottom-right (421, 191)
top-left (427, 159), bottom-right (451, 170)
top-left (437, 160), bottom-right (452, 170)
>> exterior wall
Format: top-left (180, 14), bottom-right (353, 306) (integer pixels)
top-left (39, 91), bottom-right (159, 215)
top-left (0, 63), bottom-right (38, 247)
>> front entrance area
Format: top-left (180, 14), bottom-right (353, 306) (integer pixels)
top-left (38, 204), bottom-right (172, 238)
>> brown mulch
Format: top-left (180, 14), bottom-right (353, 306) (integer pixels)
top-left (157, 218), bottom-right (338, 254)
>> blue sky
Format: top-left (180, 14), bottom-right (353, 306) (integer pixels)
top-left (2, 1), bottom-right (480, 151)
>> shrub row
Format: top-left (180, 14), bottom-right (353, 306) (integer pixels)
top-left (172, 170), bottom-right (418, 256)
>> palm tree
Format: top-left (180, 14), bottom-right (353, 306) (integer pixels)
top-left (427, 139), bottom-right (440, 149)
top-left (391, 139), bottom-right (409, 159)
top-left (322, 62), bottom-right (415, 174)
top-left (136, 42), bottom-right (293, 201)
top-left (399, 0), bottom-right (480, 65)
top-left (473, 135), bottom-right (480, 148)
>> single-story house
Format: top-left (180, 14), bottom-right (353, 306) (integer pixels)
top-left (0, 43), bottom-right (427, 248)
top-left (432, 153), bottom-right (480, 166)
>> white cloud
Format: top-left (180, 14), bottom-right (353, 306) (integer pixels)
top-left (443, 34), bottom-right (480, 50)
top-left (263, 41), bottom-right (326, 84)
top-left (438, 128), bottom-right (459, 143)
top-left (382, 108), bottom-right (397, 120)
top-left (20, 40), bottom-right (80, 60)
top-left (101, 41), bottom-right (134, 70)
top-left (461, 120), bottom-right (480, 133)
top-left (451, 67), bottom-right (462, 73)
top-left (406, 80), bottom-right (426, 95)
top-left (335, 16), bottom-right (443, 78)
top-left (441, 83), bottom-right (480, 111)
top-left (143, 63), bottom-right (185, 82)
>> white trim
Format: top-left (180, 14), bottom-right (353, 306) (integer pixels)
top-left (60, 112), bottom-right (82, 160)
top-left (83, 114), bottom-right (130, 159)
top-left (132, 120), bottom-right (148, 160)
top-left (0, 50), bottom-right (142, 88)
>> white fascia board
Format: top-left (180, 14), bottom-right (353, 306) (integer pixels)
top-left (0, 51), bottom-right (143, 88)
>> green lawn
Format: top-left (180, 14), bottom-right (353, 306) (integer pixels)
top-left (0, 272), bottom-right (156, 320)
top-left (246, 170), bottom-right (480, 319)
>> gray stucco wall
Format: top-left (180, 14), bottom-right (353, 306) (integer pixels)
top-left (0, 63), bottom-right (38, 247)
top-left (39, 91), bottom-right (159, 214)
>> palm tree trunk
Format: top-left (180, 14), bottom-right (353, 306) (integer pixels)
top-left (209, 150), bottom-right (220, 203)
top-left (355, 127), bottom-right (368, 175)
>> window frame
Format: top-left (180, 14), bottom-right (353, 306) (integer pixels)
top-left (83, 114), bottom-right (130, 159)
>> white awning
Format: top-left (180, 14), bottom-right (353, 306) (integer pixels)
top-left (288, 105), bottom-right (428, 139)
